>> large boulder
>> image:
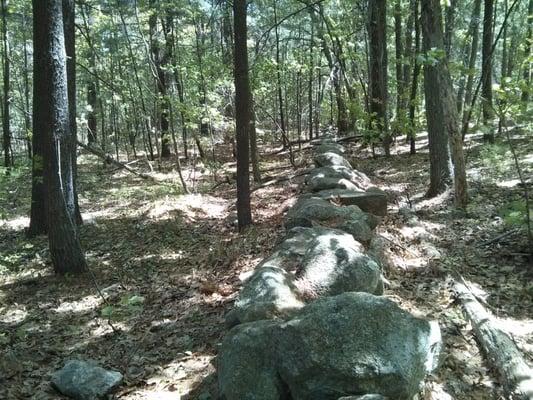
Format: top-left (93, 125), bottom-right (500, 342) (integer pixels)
top-left (219, 293), bottom-right (442, 400)
top-left (305, 166), bottom-right (371, 192)
top-left (285, 197), bottom-right (378, 244)
top-left (295, 229), bottom-right (383, 298)
top-left (51, 360), bottom-right (123, 400)
top-left (226, 227), bottom-right (383, 327)
top-left (304, 188), bottom-right (388, 216)
top-left (218, 320), bottom-right (282, 400)
top-left (314, 152), bottom-right (352, 169)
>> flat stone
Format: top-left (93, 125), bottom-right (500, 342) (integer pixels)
top-left (305, 166), bottom-right (371, 192)
top-left (314, 152), bottom-right (352, 169)
top-left (285, 197), bottom-right (378, 244)
top-left (51, 360), bottom-right (123, 400)
top-left (305, 188), bottom-right (388, 216)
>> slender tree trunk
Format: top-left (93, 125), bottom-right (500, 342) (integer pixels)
top-left (308, 19), bottom-right (314, 140)
top-left (63, 0), bottom-right (82, 225)
top-left (274, 2), bottom-right (288, 147)
top-left (408, 0), bottom-right (421, 155)
top-left (1, 0), bottom-right (11, 170)
top-left (521, 0), bottom-right (533, 105)
top-left (444, 0), bottom-right (457, 57)
top-left (22, 11), bottom-right (31, 159)
top-left (461, 0), bottom-right (482, 131)
top-left (233, 0), bottom-right (252, 229)
top-left (368, 0), bottom-right (390, 155)
top-left (422, 0), bottom-right (468, 207)
top-left (481, 0), bottom-right (495, 136)
top-left (34, 0), bottom-right (86, 274)
top-left (394, 0), bottom-right (405, 134)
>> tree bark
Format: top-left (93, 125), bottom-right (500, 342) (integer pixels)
top-left (367, 0), bottom-right (390, 155)
top-left (422, 0), bottom-right (468, 207)
top-left (461, 0), bottom-right (482, 130)
top-left (1, 0), bottom-right (11, 169)
top-left (521, 0), bottom-right (533, 105)
top-left (481, 0), bottom-right (495, 135)
top-left (33, 0), bottom-right (86, 274)
top-left (233, 0), bottom-right (252, 230)
top-left (408, 0), bottom-right (421, 155)
top-left (454, 280), bottom-right (533, 399)
top-left (62, 0), bottom-right (82, 225)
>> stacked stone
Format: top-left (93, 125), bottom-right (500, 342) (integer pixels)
top-left (219, 136), bottom-right (442, 400)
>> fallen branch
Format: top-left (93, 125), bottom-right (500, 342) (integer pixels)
top-left (77, 141), bottom-right (153, 180)
top-left (479, 228), bottom-right (520, 247)
top-left (453, 278), bottom-right (533, 399)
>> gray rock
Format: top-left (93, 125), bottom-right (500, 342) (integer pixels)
top-left (296, 229), bottom-right (383, 298)
top-left (338, 396), bottom-right (387, 400)
top-left (305, 189), bottom-right (388, 216)
top-left (219, 293), bottom-right (442, 400)
top-left (315, 143), bottom-right (345, 155)
top-left (226, 227), bottom-right (383, 327)
top-left (306, 176), bottom-right (361, 192)
top-left (218, 320), bottom-right (282, 400)
top-left (314, 152), bottom-right (352, 169)
top-left (285, 197), bottom-right (378, 244)
top-left (51, 360), bottom-right (123, 400)
top-left (305, 166), bottom-right (371, 192)
top-left (276, 293), bottom-right (441, 400)
top-left (225, 266), bottom-right (304, 328)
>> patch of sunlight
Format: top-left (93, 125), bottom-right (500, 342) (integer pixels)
top-left (0, 304), bottom-right (28, 324)
top-left (132, 251), bottom-right (186, 263)
top-left (522, 153), bottom-right (533, 164)
top-left (497, 178), bottom-right (521, 188)
top-left (495, 317), bottom-right (533, 338)
top-left (425, 381), bottom-right (454, 400)
top-left (399, 225), bottom-right (438, 241)
top-left (53, 295), bottom-right (102, 314)
top-left (82, 208), bottom-right (118, 223)
top-left (0, 215), bottom-right (29, 230)
top-left (415, 189), bottom-right (451, 209)
top-left (148, 193), bottom-right (228, 220)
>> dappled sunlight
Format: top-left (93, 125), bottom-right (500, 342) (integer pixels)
top-left (0, 215), bottom-right (29, 231)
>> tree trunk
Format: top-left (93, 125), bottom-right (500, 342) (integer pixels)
top-left (461, 0), bottom-right (482, 131)
top-left (22, 10), bottom-right (31, 159)
top-left (367, 0), bottom-right (390, 156)
top-left (233, 0), bottom-right (252, 230)
top-left (394, 0), bottom-right (405, 134)
top-left (454, 280), bottom-right (533, 399)
top-left (521, 0), bottom-right (533, 105)
top-left (444, 0), bottom-right (457, 57)
top-left (408, 0), bottom-right (421, 155)
top-left (33, 0), bottom-right (86, 274)
top-left (62, 0), bottom-right (82, 225)
top-left (422, 0), bottom-right (468, 207)
top-left (481, 0), bottom-right (495, 135)
top-left (149, 1), bottom-right (172, 158)
top-left (1, 0), bottom-right (11, 169)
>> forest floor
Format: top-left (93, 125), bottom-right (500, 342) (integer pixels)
top-left (0, 127), bottom-right (532, 400)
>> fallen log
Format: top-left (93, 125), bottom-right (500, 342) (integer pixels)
top-left (77, 141), bottom-right (153, 180)
top-left (453, 279), bottom-right (533, 399)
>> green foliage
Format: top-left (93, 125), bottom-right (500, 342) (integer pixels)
top-left (479, 143), bottom-right (512, 176)
top-left (498, 200), bottom-right (532, 228)
top-left (100, 293), bottom-right (145, 321)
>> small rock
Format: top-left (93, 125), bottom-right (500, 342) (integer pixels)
top-left (51, 359), bottom-right (123, 400)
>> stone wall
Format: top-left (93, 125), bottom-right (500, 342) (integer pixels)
top-left (218, 136), bottom-right (442, 400)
